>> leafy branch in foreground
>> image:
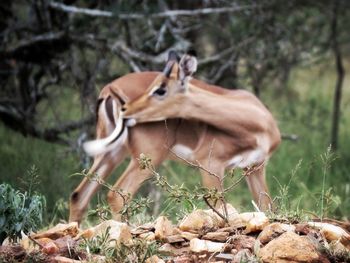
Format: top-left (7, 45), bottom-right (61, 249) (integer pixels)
top-left (0, 183), bottom-right (45, 243)
top-left (138, 153), bottom-right (250, 224)
top-left (73, 171), bottom-right (153, 223)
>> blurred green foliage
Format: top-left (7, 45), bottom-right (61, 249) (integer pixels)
top-left (0, 183), bottom-right (45, 243)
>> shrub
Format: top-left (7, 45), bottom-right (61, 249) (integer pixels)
top-left (0, 183), bottom-right (45, 243)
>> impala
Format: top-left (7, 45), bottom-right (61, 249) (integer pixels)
top-left (69, 51), bottom-right (280, 223)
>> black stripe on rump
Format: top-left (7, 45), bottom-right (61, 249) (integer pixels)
top-left (105, 96), bottom-right (114, 124)
top-left (108, 119), bottom-right (126, 145)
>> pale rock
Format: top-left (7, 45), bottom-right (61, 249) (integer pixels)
top-left (328, 240), bottom-right (349, 255)
top-left (202, 231), bottom-right (229, 242)
top-left (145, 255), bottom-right (165, 263)
top-left (172, 255), bottom-right (194, 263)
top-left (159, 243), bottom-right (189, 256)
top-left (308, 221), bottom-right (350, 249)
top-left (32, 222), bottom-right (79, 239)
top-left (164, 234), bottom-right (185, 243)
top-left (41, 241), bottom-right (59, 255)
top-left (179, 210), bottom-right (220, 232)
top-left (131, 222), bottom-right (155, 235)
top-left (179, 231), bottom-right (199, 241)
top-left (258, 231), bottom-right (327, 263)
top-left (139, 231), bottom-right (156, 241)
top-left (79, 220), bottom-right (131, 247)
top-left (229, 212), bottom-right (269, 233)
top-left (215, 253), bottom-right (235, 261)
top-left (231, 235), bottom-right (256, 251)
top-left (258, 222), bottom-right (296, 244)
top-left (20, 232), bottom-right (36, 252)
top-left (154, 216), bottom-right (174, 240)
top-left (54, 256), bottom-right (81, 263)
top-left (190, 238), bottom-right (226, 253)
top-left (205, 203), bottom-right (239, 227)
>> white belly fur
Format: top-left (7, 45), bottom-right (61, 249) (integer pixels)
top-left (171, 144), bottom-right (194, 160)
top-left (227, 148), bottom-right (265, 168)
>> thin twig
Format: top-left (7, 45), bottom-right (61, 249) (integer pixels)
top-left (203, 196), bottom-right (228, 223)
top-left (28, 235), bottom-right (44, 249)
top-left (224, 174), bottom-right (246, 192)
top-left (168, 148), bottom-right (221, 180)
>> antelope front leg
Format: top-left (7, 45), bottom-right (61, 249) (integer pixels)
top-left (107, 158), bottom-right (160, 220)
top-left (244, 164), bottom-right (272, 211)
top-left (69, 148), bottom-right (126, 223)
top-left (199, 160), bottom-right (225, 192)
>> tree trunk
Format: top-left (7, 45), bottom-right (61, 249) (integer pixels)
top-left (330, 0), bottom-right (345, 151)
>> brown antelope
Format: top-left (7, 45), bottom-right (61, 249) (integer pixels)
top-left (69, 51), bottom-right (281, 223)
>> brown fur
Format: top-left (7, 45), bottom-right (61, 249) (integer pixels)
top-left (69, 71), bottom-right (280, 223)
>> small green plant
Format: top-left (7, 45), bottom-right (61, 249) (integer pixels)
top-left (319, 145), bottom-right (337, 219)
top-left (79, 226), bottom-right (115, 259)
top-left (114, 238), bottom-right (159, 263)
top-left (271, 159), bottom-right (306, 223)
top-left (0, 183), bottom-right (45, 243)
top-left (79, 228), bottom-right (160, 263)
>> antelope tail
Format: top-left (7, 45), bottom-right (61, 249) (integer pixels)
top-left (83, 98), bottom-right (127, 156)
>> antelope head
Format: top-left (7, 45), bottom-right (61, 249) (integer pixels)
top-left (122, 50), bottom-right (198, 126)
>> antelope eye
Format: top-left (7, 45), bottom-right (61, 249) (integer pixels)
top-left (152, 84), bottom-right (167, 97)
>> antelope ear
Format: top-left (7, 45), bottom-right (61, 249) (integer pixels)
top-left (163, 50), bottom-right (180, 77)
top-left (179, 50), bottom-right (198, 84)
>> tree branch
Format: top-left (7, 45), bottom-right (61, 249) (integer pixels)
top-left (49, 2), bottom-right (258, 20)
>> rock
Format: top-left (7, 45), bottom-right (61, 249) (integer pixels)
top-left (258, 231), bottom-right (328, 263)
top-left (0, 245), bottom-right (27, 262)
top-left (32, 222), bottom-right (79, 240)
top-left (54, 256), bottom-right (81, 263)
top-left (145, 255), bottom-right (165, 263)
top-left (295, 223), bottom-right (313, 235)
top-left (202, 231), bottom-right (229, 242)
top-left (205, 203), bottom-right (239, 227)
top-left (139, 231), bottom-right (156, 241)
top-left (132, 223), bottom-right (155, 235)
top-left (164, 234), bottom-right (185, 244)
top-left (215, 253), bottom-right (235, 261)
top-left (172, 254), bottom-right (194, 263)
top-left (158, 243), bottom-right (189, 256)
top-left (231, 235), bottom-right (256, 251)
top-left (328, 240), bottom-right (349, 255)
top-left (36, 237), bottom-right (54, 246)
top-left (79, 220), bottom-right (131, 247)
top-left (179, 231), bottom-right (199, 241)
top-left (229, 212), bottom-right (269, 233)
top-left (54, 235), bottom-right (76, 251)
top-left (258, 222), bottom-right (296, 244)
top-left (190, 238), bottom-right (226, 253)
top-left (41, 240), bottom-right (59, 255)
top-left (233, 249), bottom-right (253, 263)
top-left (218, 225), bottom-right (246, 233)
top-left (154, 216), bottom-right (174, 240)
top-left (308, 222), bottom-right (350, 249)
top-left (179, 210), bottom-right (220, 232)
